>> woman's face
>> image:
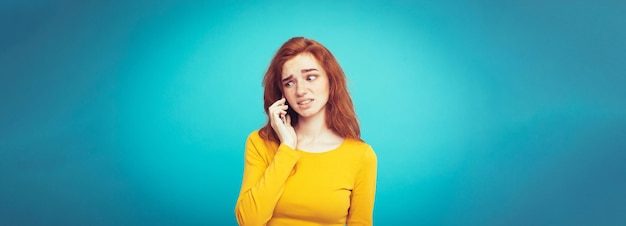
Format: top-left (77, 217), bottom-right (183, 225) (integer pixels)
top-left (281, 53), bottom-right (330, 119)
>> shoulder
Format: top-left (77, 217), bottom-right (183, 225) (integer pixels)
top-left (343, 138), bottom-right (377, 162)
top-left (247, 130), bottom-right (275, 144)
top-left (246, 130), bottom-right (262, 142)
top-left (341, 139), bottom-right (377, 174)
top-left (245, 130), bottom-right (267, 149)
top-left (245, 130), bottom-right (278, 156)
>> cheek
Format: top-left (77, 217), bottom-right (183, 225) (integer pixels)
top-left (317, 77), bottom-right (331, 95)
top-left (321, 82), bottom-right (331, 98)
top-left (284, 90), bottom-right (297, 104)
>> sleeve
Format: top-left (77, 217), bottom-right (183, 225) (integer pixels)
top-left (235, 132), bottom-right (301, 226)
top-left (346, 146), bottom-right (378, 226)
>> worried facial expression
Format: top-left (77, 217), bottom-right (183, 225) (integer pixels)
top-left (281, 53), bottom-right (330, 119)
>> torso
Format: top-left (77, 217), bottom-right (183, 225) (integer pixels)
top-left (268, 137), bottom-right (374, 226)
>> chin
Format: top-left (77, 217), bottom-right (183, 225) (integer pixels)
top-left (295, 107), bottom-right (323, 118)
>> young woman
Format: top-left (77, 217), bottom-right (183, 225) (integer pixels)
top-left (235, 37), bottom-right (377, 226)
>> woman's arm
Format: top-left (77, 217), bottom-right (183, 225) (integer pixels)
top-left (346, 146), bottom-right (378, 225)
top-left (235, 132), bottom-right (301, 226)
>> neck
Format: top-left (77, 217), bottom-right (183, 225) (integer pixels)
top-left (295, 109), bottom-right (331, 142)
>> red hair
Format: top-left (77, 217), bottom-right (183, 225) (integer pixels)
top-left (259, 37), bottom-right (362, 143)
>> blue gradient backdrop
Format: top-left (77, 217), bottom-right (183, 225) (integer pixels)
top-left (1, 0), bottom-right (625, 225)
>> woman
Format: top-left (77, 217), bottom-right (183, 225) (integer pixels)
top-left (235, 37), bottom-right (377, 226)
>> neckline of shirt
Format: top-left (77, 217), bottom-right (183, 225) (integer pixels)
top-left (297, 138), bottom-right (348, 155)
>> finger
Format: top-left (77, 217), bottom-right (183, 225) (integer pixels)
top-left (268, 105), bottom-right (288, 115)
top-left (271, 109), bottom-right (288, 123)
top-left (272, 97), bottom-right (286, 107)
top-left (279, 111), bottom-right (289, 126)
top-left (270, 104), bottom-right (288, 110)
top-left (269, 99), bottom-right (287, 114)
top-left (285, 113), bottom-right (291, 125)
top-left (270, 104), bottom-right (287, 115)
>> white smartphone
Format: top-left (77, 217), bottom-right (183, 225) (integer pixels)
top-left (280, 95), bottom-right (286, 123)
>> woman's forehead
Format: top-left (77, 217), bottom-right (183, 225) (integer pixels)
top-left (282, 53), bottom-right (322, 78)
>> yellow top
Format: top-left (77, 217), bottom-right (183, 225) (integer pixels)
top-left (235, 131), bottom-right (377, 226)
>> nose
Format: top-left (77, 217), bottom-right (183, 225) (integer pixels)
top-left (296, 81), bottom-right (308, 97)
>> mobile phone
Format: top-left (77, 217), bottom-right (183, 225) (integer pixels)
top-left (280, 96), bottom-right (286, 123)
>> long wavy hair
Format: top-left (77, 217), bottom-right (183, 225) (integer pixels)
top-left (259, 37), bottom-right (361, 143)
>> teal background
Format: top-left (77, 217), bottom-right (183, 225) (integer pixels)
top-left (1, 0), bottom-right (625, 225)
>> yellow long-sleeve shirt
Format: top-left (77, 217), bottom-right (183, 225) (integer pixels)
top-left (235, 130), bottom-right (377, 226)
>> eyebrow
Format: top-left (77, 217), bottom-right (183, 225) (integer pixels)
top-left (281, 75), bottom-right (293, 83)
top-left (282, 68), bottom-right (319, 82)
top-left (301, 68), bottom-right (318, 73)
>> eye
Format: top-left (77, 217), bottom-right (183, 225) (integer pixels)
top-left (284, 81), bottom-right (294, 87)
top-left (306, 75), bottom-right (317, 81)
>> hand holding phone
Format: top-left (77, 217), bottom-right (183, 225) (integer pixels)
top-left (268, 96), bottom-right (297, 149)
top-left (279, 96), bottom-right (286, 123)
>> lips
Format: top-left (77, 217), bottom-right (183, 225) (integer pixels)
top-left (297, 99), bottom-right (314, 105)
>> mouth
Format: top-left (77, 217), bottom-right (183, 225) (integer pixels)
top-left (297, 99), bottom-right (314, 105)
